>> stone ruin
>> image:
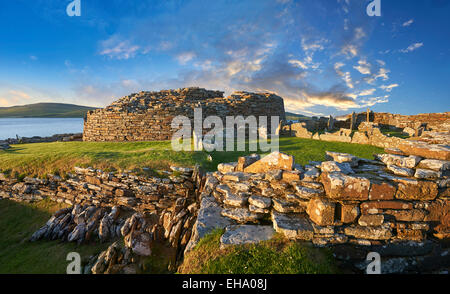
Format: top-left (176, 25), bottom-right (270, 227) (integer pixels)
top-left (2, 143), bottom-right (448, 273)
top-left (284, 110), bottom-right (450, 152)
top-left (83, 87), bottom-right (286, 142)
top-left (190, 149), bottom-right (449, 273)
top-left (0, 165), bottom-right (203, 273)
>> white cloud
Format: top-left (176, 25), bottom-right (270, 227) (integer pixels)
top-left (358, 88), bottom-right (376, 96)
top-left (354, 27), bottom-right (366, 40)
top-left (176, 52), bottom-right (196, 65)
top-left (380, 83), bottom-right (399, 92)
top-left (400, 42), bottom-right (423, 53)
top-left (402, 19), bottom-right (414, 27)
top-left (289, 59), bottom-right (308, 69)
top-left (353, 59), bottom-right (371, 75)
top-left (100, 38), bottom-right (141, 60)
top-left (341, 44), bottom-right (358, 57)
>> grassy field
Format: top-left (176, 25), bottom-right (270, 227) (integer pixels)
top-left (0, 103), bottom-right (96, 118)
top-left (178, 229), bottom-right (339, 274)
top-left (0, 199), bottom-right (109, 273)
top-left (0, 138), bottom-right (384, 178)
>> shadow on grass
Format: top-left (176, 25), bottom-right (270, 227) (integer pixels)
top-left (0, 199), bottom-right (109, 274)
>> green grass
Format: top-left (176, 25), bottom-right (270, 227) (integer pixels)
top-left (380, 128), bottom-right (410, 139)
top-left (0, 102), bottom-right (96, 118)
top-left (178, 229), bottom-right (339, 274)
top-left (0, 138), bottom-right (383, 178)
top-left (0, 199), bottom-right (109, 274)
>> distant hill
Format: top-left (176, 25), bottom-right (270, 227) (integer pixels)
top-left (285, 112), bottom-right (312, 121)
top-left (0, 103), bottom-right (97, 118)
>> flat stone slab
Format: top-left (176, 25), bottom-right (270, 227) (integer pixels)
top-left (244, 151), bottom-right (294, 173)
top-left (417, 159), bottom-right (450, 171)
top-left (398, 142), bottom-right (450, 161)
top-left (185, 195), bottom-right (234, 253)
top-left (321, 161), bottom-right (354, 174)
top-left (221, 208), bottom-right (262, 223)
top-left (220, 225), bottom-right (275, 247)
top-left (325, 151), bottom-right (359, 167)
top-left (271, 211), bottom-right (314, 240)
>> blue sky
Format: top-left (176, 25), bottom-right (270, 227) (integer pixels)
top-left (0, 0), bottom-right (449, 116)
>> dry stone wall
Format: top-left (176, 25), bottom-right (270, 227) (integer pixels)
top-left (83, 87), bottom-right (286, 142)
top-left (0, 165), bottom-right (204, 272)
top-left (187, 150), bottom-right (449, 255)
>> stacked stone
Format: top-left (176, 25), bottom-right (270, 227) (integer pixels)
top-left (371, 112), bottom-right (450, 132)
top-left (83, 87), bottom-right (286, 142)
top-left (287, 119), bottom-right (450, 155)
top-left (0, 141), bottom-right (10, 150)
top-left (188, 150), bottom-right (449, 252)
top-left (0, 166), bottom-right (197, 214)
top-left (2, 133), bottom-right (82, 145)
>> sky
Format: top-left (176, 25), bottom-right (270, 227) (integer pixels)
top-left (0, 0), bottom-right (449, 117)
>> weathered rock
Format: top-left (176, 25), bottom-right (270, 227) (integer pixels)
top-left (358, 214), bottom-right (384, 226)
top-left (294, 185), bottom-right (324, 199)
top-left (303, 167), bottom-right (321, 181)
top-left (386, 165), bottom-right (415, 177)
top-left (272, 198), bottom-right (304, 213)
top-left (222, 172), bottom-right (249, 182)
top-left (384, 209), bottom-right (427, 222)
top-left (325, 151), bottom-right (360, 167)
top-left (244, 151), bottom-right (294, 173)
top-left (360, 201), bottom-right (413, 214)
top-left (248, 195), bottom-right (272, 209)
top-left (217, 162), bottom-right (238, 174)
top-left (417, 159), bottom-right (450, 171)
top-left (414, 169), bottom-right (442, 179)
top-left (223, 192), bottom-right (248, 208)
top-left (221, 208), bottom-right (262, 223)
top-left (395, 179), bottom-right (438, 200)
top-left (220, 225), bottom-right (275, 248)
top-left (369, 180), bottom-right (397, 200)
top-left (271, 211), bottom-right (314, 240)
top-left (398, 142), bottom-right (450, 161)
top-left (306, 197), bottom-right (335, 226)
top-left (235, 154), bottom-right (260, 172)
top-left (320, 161), bottom-right (354, 174)
top-left (340, 203), bottom-right (360, 223)
top-left (185, 195), bottom-right (234, 252)
top-left (321, 172), bottom-right (370, 200)
top-left (281, 171), bottom-right (302, 182)
top-left (124, 231), bottom-right (152, 256)
top-left (344, 226), bottom-right (392, 240)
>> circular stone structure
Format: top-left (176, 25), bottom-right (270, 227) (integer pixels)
top-left (83, 87), bottom-right (286, 142)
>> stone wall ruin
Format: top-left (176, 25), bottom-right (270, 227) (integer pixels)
top-left (83, 87), bottom-right (286, 142)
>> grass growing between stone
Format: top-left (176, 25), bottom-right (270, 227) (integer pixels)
top-left (178, 229), bottom-right (340, 274)
top-left (0, 199), bottom-right (109, 273)
top-left (0, 138), bottom-right (383, 178)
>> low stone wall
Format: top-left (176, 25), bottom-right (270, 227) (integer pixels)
top-left (83, 87), bottom-right (286, 142)
top-left (1, 148), bottom-right (449, 273)
top-left (1, 133), bottom-right (82, 145)
top-left (187, 150), bottom-right (449, 270)
top-left (285, 121), bottom-right (450, 159)
top-left (0, 165), bottom-right (203, 272)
